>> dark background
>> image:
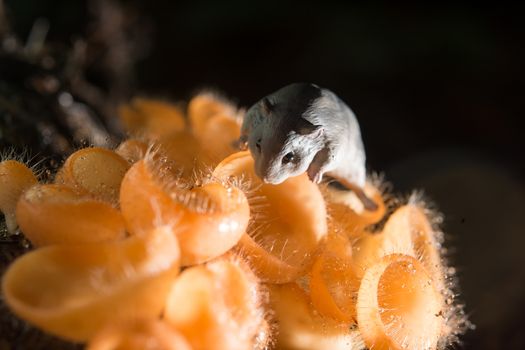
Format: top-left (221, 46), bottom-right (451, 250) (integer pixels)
top-left (2, 1), bottom-right (525, 349)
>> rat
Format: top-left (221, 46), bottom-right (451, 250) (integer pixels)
top-left (237, 82), bottom-right (378, 211)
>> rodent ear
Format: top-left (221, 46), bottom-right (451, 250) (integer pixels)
top-left (296, 118), bottom-right (322, 135)
top-left (261, 97), bottom-right (274, 115)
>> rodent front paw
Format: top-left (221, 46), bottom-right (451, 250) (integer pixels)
top-left (232, 137), bottom-right (248, 150)
top-left (307, 168), bottom-right (323, 184)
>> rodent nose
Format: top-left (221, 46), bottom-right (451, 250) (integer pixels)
top-left (261, 171), bottom-right (276, 184)
top-left (263, 175), bottom-right (284, 185)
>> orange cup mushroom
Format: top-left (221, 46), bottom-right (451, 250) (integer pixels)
top-left (187, 93), bottom-right (241, 164)
top-left (198, 113), bottom-right (242, 164)
top-left (16, 184), bottom-right (126, 246)
top-left (120, 158), bottom-right (249, 266)
top-left (188, 93), bottom-right (236, 140)
top-left (55, 147), bottom-right (130, 204)
top-left (309, 231), bottom-right (360, 323)
top-left (155, 130), bottom-right (214, 183)
top-left (213, 151), bottom-right (328, 283)
top-left (356, 254), bottom-right (443, 350)
top-left (87, 319), bottom-right (192, 350)
top-left (0, 90), bottom-right (464, 350)
top-left (351, 204), bottom-right (417, 277)
top-left (1, 227), bottom-right (180, 342)
top-left (119, 97), bottom-right (186, 138)
top-left (115, 139), bottom-right (149, 164)
top-left (164, 257), bottom-right (268, 350)
top-left (402, 204), bottom-right (447, 293)
top-left (268, 283), bottom-right (362, 350)
top-left (0, 160), bottom-right (38, 233)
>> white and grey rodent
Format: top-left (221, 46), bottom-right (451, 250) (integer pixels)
top-left (238, 82), bottom-right (377, 210)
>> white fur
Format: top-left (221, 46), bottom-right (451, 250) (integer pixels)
top-left (241, 83), bottom-right (367, 188)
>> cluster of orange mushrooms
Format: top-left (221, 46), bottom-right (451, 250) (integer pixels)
top-left (0, 94), bottom-right (466, 349)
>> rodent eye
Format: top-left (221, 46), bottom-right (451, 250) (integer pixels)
top-left (282, 152), bottom-right (295, 164)
top-left (256, 139), bottom-right (261, 152)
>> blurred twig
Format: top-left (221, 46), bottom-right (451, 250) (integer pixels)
top-left (0, 0), bottom-right (8, 36)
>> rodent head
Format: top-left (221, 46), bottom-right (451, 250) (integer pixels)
top-left (245, 83), bottom-right (325, 184)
